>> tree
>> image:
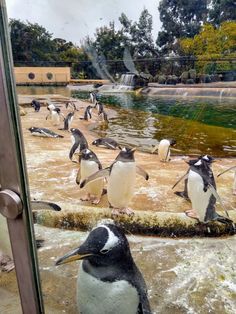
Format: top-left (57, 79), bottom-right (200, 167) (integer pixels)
top-left (208, 0), bottom-right (236, 26)
top-left (157, 0), bottom-right (208, 54)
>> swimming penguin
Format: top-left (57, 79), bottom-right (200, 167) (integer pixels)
top-left (81, 105), bottom-right (93, 121)
top-left (152, 139), bottom-right (177, 162)
top-left (28, 127), bottom-right (64, 138)
top-left (69, 128), bottom-right (89, 162)
top-left (55, 222), bottom-right (152, 314)
top-left (31, 99), bottom-right (41, 112)
top-left (92, 137), bottom-right (121, 150)
top-left (0, 200), bottom-right (61, 272)
top-left (76, 149), bottom-right (104, 204)
top-left (186, 157), bottom-right (232, 224)
top-left (217, 165), bottom-right (236, 195)
top-left (173, 155), bottom-right (215, 201)
top-left (80, 147), bottom-right (149, 215)
top-left (59, 112), bottom-right (74, 131)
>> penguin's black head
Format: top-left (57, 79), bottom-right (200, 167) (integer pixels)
top-left (80, 149), bottom-right (97, 161)
top-left (28, 127), bottom-right (36, 132)
top-left (116, 147), bottom-right (136, 162)
top-left (92, 139), bottom-right (102, 146)
top-left (169, 139), bottom-right (176, 146)
top-left (70, 128), bottom-right (83, 137)
top-left (54, 108), bottom-right (61, 113)
top-left (200, 155), bottom-right (215, 164)
top-left (55, 223), bottom-right (132, 267)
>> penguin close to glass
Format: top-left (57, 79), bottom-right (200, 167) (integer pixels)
top-left (31, 99), bottom-right (41, 112)
top-left (184, 156), bottom-right (233, 225)
top-left (152, 138), bottom-right (177, 162)
top-left (80, 147), bottom-right (149, 216)
top-left (76, 149), bottom-right (104, 205)
top-left (217, 165), bottom-right (236, 195)
top-left (55, 222), bottom-right (152, 314)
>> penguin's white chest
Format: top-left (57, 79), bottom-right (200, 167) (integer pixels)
top-left (108, 161), bottom-right (136, 208)
top-left (81, 160), bottom-right (103, 196)
top-left (188, 170), bottom-right (212, 222)
top-left (51, 112), bottom-right (60, 125)
top-left (158, 140), bottom-right (170, 162)
top-left (77, 266), bottom-right (139, 314)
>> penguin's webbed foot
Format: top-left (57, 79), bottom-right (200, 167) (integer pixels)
top-left (185, 209), bottom-right (199, 220)
top-left (90, 196), bottom-right (101, 205)
top-left (80, 194), bottom-right (91, 202)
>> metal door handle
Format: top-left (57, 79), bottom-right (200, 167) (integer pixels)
top-left (0, 189), bottom-right (22, 219)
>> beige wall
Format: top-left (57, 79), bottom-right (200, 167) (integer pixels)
top-left (14, 67), bottom-right (71, 85)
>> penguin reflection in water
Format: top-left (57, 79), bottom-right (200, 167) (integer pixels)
top-left (76, 149), bottom-right (104, 204)
top-left (80, 147), bottom-right (149, 215)
top-left (152, 139), bottom-right (177, 162)
top-left (55, 223), bottom-right (152, 314)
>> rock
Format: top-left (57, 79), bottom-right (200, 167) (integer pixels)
top-left (189, 69), bottom-right (196, 81)
top-left (158, 75), bottom-right (166, 84)
top-left (186, 79), bottom-right (195, 84)
top-left (181, 71), bottom-right (189, 84)
top-left (166, 75), bottom-right (177, 85)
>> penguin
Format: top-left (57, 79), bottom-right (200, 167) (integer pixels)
top-left (98, 109), bottom-right (109, 123)
top-left (28, 127), bottom-right (64, 138)
top-left (80, 147), bottom-right (149, 215)
top-left (47, 103), bottom-right (56, 112)
top-left (173, 155), bottom-right (215, 201)
top-left (89, 91), bottom-right (98, 104)
top-left (152, 139), bottom-right (176, 162)
top-left (92, 137), bottom-right (121, 150)
top-left (46, 107), bottom-right (64, 126)
top-left (69, 128), bottom-right (89, 162)
top-left (217, 165), bottom-right (236, 195)
top-left (59, 112), bottom-right (74, 131)
top-left (81, 105), bottom-right (93, 121)
top-left (186, 156), bottom-right (232, 224)
top-left (31, 99), bottom-right (41, 112)
top-left (94, 101), bottom-right (104, 115)
top-left (76, 149), bottom-right (104, 204)
top-left (65, 101), bottom-right (78, 112)
top-left (55, 222), bottom-right (152, 314)
top-left (0, 200), bottom-right (61, 272)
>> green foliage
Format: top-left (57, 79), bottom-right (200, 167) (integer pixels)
top-left (208, 0), bottom-right (236, 26)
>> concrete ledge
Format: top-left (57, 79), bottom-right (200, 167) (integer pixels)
top-left (33, 205), bottom-right (236, 237)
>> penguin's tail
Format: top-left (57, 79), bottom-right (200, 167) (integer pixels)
top-left (174, 191), bottom-right (190, 202)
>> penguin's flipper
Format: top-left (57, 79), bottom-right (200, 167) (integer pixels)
top-left (31, 201), bottom-right (61, 211)
top-left (69, 143), bottom-right (79, 160)
top-left (151, 144), bottom-right (159, 154)
top-left (217, 166), bottom-right (236, 177)
top-left (215, 214), bottom-right (233, 225)
top-left (136, 165), bottom-right (149, 180)
top-left (105, 142), bottom-right (117, 150)
top-left (80, 168), bottom-right (110, 189)
top-left (76, 168), bottom-right (81, 185)
top-left (172, 171), bottom-right (189, 189)
top-left (207, 183), bottom-right (229, 218)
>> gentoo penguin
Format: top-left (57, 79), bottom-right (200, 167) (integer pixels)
top-left (31, 99), bottom-right (41, 112)
top-left (76, 149), bottom-right (104, 204)
top-left (94, 101), bottom-right (104, 115)
top-left (47, 103), bottom-right (56, 112)
top-left (92, 137), bottom-right (121, 150)
top-left (46, 107), bottom-right (64, 126)
top-left (69, 128), bottom-right (88, 162)
top-left (186, 157), bottom-right (232, 224)
top-left (152, 139), bottom-right (176, 162)
top-left (89, 91), bottom-right (98, 104)
top-left (217, 165), bottom-right (236, 195)
top-left (98, 109), bottom-right (108, 123)
top-left (28, 127), bottom-right (64, 138)
top-left (81, 105), bottom-right (93, 121)
top-left (65, 101), bottom-right (78, 112)
top-left (59, 112), bottom-right (74, 131)
top-left (80, 147), bottom-right (149, 215)
top-left (173, 155), bottom-right (215, 201)
top-left (0, 200), bottom-right (61, 272)
top-left (55, 223), bottom-right (152, 314)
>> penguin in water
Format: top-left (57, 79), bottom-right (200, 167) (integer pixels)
top-left (173, 155), bottom-right (215, 201)
top-left (59, 112), bottom-right (74, 131)
top-left (81, 105), bottom-right (93, 121)
top-left (186, 156), bottom-right (233, 224)
top-left (55, 222), bottom-right (152, 314)
top-left (217, 165), bottom-right (236, 195)
top-left (31, 99), bottom-right (41, 112)
top-left (0, 200), bottom-right (61, 272)
top-left (76, 149), bottom-right (104, 204)
top-left (152, 139), bottom-right (177, 162)
top-left (92, 137), bottom-right (121, 150)
top-left (28, 127), bottom-right (64, 138)
top-left (46, 107), bottom-right (64, 126)
top-left (80, 147), bottom-right (149, 215)
top-left (69, 128), bottom-right (89, 162)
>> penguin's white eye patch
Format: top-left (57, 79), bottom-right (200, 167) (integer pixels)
top-left (203, 155), bottom-right (209, 161)
top-left (194, 160), bottom-right (202, 166)
top-left (99, 225), bottom-right (119, 252)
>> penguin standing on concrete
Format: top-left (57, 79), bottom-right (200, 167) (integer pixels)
top-left (28, 127), bottom-right (64, 138)
top-left (80, 147), bottom-right (149, 215)
top-left (46, 107), bottom-right (64, 126)
top-left (69, 128), bottom-right (89, 162)
top-left (81, 105), bottom-right (93, 121)
top-left (89, 91), bottom-right (98, 104)
top-left (92, 137), bottom-right (121, 150)
top-left (55, 222), bottom-right (152, 314)
top-left (217, 165), bottom-right (236, 195)
top-left (94, 101), bottom-right (104, 115)
top-left (76, 149), bottom-right (104, 204)
top-left (152, 139), bottom-right (177, 162)
top-left (98, 108), bottom-right (109, 123)
top-left (186, 157), bottom-right (232, 224)
top-left (31, 99), bottom-right (41, 112)
top-left (59, 112), bottom-right (74, 131)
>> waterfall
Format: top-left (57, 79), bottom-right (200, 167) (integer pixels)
top-left (119, 73), bottom-right (135, 87)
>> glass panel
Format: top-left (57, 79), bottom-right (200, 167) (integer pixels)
top-left (5, 1), bottom-right (236, 314)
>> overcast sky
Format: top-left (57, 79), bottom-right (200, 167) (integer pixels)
top-left (6, 0), bottom-right (161, 45)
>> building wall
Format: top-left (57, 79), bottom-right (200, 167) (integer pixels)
top-left (14, 67), bottom-right (71, 85)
